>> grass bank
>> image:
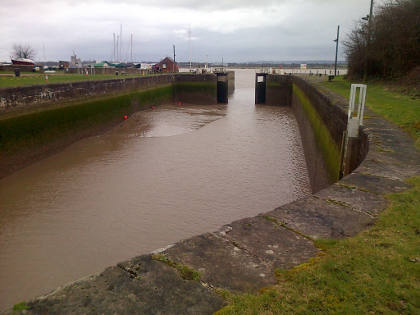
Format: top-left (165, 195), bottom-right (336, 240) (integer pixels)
top-left (216, 177), bottom-right (420, 314)
top-left (320, 77), bottom-right (420, 149)
top-left (0, 73), bottom-right (145, 88)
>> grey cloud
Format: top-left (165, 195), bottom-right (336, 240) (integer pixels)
top-left (0, 0), bottom-right (376, 62)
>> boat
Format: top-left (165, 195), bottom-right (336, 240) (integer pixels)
top-left (11, 58), bottom-right (35, 66)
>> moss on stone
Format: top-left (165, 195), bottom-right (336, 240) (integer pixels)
top-left (152, 254), bottom-right (201, 282)
top-left (13, 301), bottom-right (29, 312)
top-left (293, 83), bottom-right (342, 181)
top-left (0, 85), bottom-right (173, 154)
top-left (173, 81), bottom-right (217, 94)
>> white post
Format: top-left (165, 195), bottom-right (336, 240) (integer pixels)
top-left (347, 84), bottom-right (367, 137)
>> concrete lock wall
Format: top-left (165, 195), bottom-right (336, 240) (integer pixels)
top-left (227, 71), bottom-right (235, 96)
top-left (174, 73), bottom-right (217, 105)
top-left (260, 74), bottom-right (369, 193)
top-left (0, 73), bottom-right (226, 179)
top-left (0, 75), bottom-right (176, 114)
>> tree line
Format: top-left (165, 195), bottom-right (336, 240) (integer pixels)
top-left (345, 0), bottom-right (420, 79)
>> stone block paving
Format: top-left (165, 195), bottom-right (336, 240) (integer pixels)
top-left (7, 81), bottom-right (420, 315)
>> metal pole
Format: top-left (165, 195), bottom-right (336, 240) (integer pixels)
top-left (334, 25), bottom-right (340, 76)
top-left (120, 24), bottom-right (122, 63)
top-left (363, 0), bottom-right (374, 81)
top-left (173, 44), bottom-right (176, 72)
top-left (188, 26), bottom-right (192, 71)
top-left (116, 35), bottom-right (119, 62)
top-left (130, 33), bottom-right (133, 62)
top-left (113, 33), bottom-right (115, 62)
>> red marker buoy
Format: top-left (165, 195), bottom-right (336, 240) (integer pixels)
top-left (123, 115), bottom-right (128, 120)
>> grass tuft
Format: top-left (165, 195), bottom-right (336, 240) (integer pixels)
top-left (13, 301), bottom-right (29, 312)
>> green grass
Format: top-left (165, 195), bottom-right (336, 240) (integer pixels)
top-left (13, 302), bottom-right (29, 312)
top-left (320, 76), bottom-right (420, 149)
top-left (0, 73), bottom-right (147, 88)
top-left (216, 177), bottom-right (420, 314)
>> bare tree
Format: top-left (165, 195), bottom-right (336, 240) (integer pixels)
top-left (12, 44), bottom-right (36, 59)
top-left (345, 0), bottom-right (420, 79)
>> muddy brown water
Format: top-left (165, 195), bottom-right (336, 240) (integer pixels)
top-left (0, 69), bottom-right (310, 309)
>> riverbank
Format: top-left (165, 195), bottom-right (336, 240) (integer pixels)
top-left (0, 73), bottom-right (145, 88)
top-left (215, 78), bottom-right (420, 314)
top-left (320, 76), bottom-right (420, 149)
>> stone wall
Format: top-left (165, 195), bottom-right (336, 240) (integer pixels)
top-left (0, 75), bottom-right (176, 114)
top-left (174, 74), bottom-right (217, 104)
top-left (0, 73), bottom-right (221, 179)
top-left (227, 71), bottom-right (235, 95)
top-left (261, 75), bottom-right (369, 193)
top-left (265, 74), bottom-right (292, 106)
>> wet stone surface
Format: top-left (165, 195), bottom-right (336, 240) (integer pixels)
top-left (341, 172), bottom-right (412, 195)
top-left (315, 183), bottom-right (388, 216)
top-left (19, 255), bottom-right (225, 315)
top-left (222, 216), bottom-right (318, 269)
top-left (164, 232), bottom-right (277, 293)
top-left (265, 196), bottom-right (374, 239)
top-left (164, 216), bottom-right (318, 293)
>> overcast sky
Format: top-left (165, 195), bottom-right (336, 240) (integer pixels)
top-left (0, 0), bottom-right (382, 63)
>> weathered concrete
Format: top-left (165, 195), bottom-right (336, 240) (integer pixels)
top-left (21, 255), bottom-right (225, 315)
top-left (0, 73), bottom-right (229, 114)
top-left (5, 75), bottom-right (420, 315)
top-left (265, 196), bottom-right (374, 239)
top-left (164, 216), bottom-right (317, 293)
top-left (174, 73), bottom-right (218, 105)
top-left (0, 75), bottom-right (175, 114)
top-left (265, 74), bottom-right (292, 106)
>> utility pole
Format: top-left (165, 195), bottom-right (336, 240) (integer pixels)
top-left (173, 44), bottom-right (176, 72)
top-left (188, 25), bottom-right (192, 72)
top-left (363, 0), bottom-right (374, 81)
top-left (113, 33), bottom-right (116, 62)
top-left (116, 35), bottom-right (119, 62)
top-left (120, 24), bottom-right (122, 62)
top-left (334, 25), bottom-right (340, 76)
top-left (130, 33), bottom-right (133, 62)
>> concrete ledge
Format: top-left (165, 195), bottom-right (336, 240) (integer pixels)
top-left (6, 77), bottom-right (420, 315)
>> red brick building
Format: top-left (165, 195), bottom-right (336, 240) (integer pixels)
top-left (153, 57), bottom-right (178, 73)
